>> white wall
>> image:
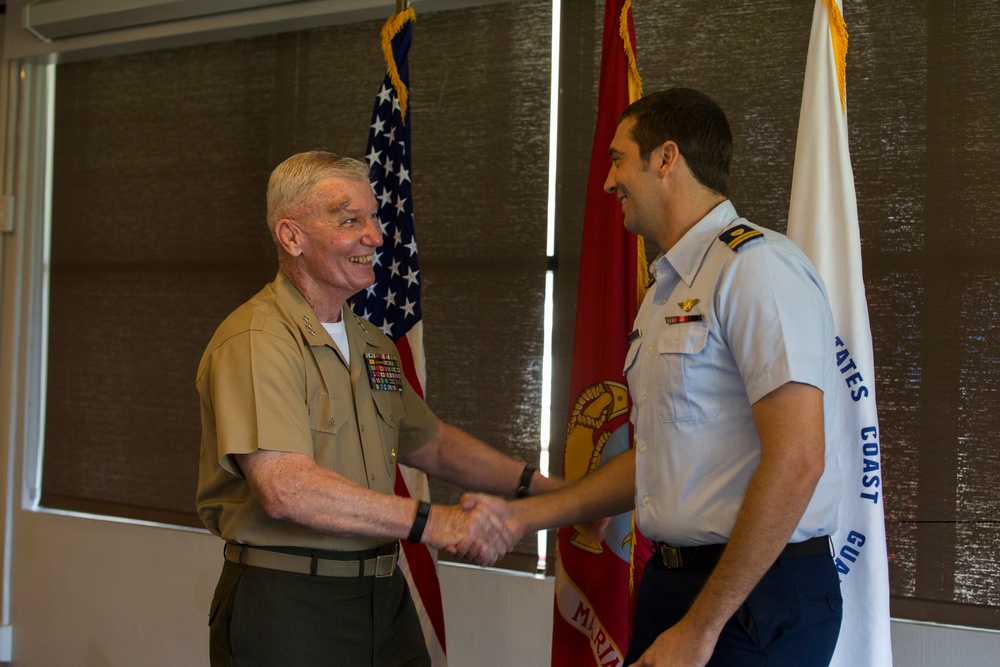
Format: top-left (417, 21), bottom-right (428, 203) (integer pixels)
top-left (5, 514), bottom-right (217, 666)
top-left (439, 561), bottom-right (554, 666)
top-left (890, 620), bottom-right (1000, 667)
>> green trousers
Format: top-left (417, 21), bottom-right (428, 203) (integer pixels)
top-left (209, 559), bottom-right (431, 666)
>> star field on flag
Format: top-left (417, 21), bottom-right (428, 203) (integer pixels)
top-left (352, 81), bottom-right (421, 341)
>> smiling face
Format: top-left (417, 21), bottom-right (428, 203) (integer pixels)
top-left (282, 176), bottom-right (384, 311)
top-left (604, 116), bottom-right (662, 240)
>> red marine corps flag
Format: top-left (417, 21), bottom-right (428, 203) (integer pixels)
top-left (786, 1), bottom-right (893, 665)
top-left (552, 1), bottom-right (650, 665)
top-left (352, 6), bottom-right (448, 665)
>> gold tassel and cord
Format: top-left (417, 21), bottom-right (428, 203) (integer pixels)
top-left (618, 0), bottom-right (649, 308)
top-left (380, 7), bottom-right (417, 124)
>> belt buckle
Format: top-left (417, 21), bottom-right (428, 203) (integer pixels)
top-left (375, 552), bottom-right (396, 578)
top-left (658, 544), bottom-right (684, 569)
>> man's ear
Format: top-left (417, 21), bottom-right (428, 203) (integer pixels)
top-left (275, 218), bottom-right (304, 257)
top-left (654, 141), bottom-right (680, 176)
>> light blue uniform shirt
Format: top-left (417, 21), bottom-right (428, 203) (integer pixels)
top-left (624, 200), bottom-right (843, 546)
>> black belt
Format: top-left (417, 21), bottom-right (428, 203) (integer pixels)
top-left (653, 536), bottom-right (832, 570)
top-left (224, 542), bottom-right (399, 578)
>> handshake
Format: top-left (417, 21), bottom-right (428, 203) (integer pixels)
top-left (419, 494), bottom-right (527, 567)
top-left (420, 492), bottom-right (609, 567)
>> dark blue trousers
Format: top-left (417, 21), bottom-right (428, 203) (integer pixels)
top-left (625, 551), bottom-right (843, 666)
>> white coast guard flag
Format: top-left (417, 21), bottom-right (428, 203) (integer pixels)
top-left (786, 1), bottom-right (893, 665)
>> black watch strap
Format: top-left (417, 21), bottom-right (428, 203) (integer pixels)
top-left (515, 465), bottom-right (537, 499)
top-left (407, 500), bottom-right (431, 543)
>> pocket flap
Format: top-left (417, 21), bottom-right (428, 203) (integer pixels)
top-left (657, 321), bottom-right (710, 356)
top-left (310, 396), bottom-right (352, 435)
top-left (372, 391), bottom-right (406, 427)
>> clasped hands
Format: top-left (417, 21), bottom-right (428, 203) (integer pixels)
top-left (422, 494), bottom-right (525, 567)
top-left (426, 494), bottom-right (608, 567)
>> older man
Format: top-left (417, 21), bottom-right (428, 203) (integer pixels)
top-left (196, 151), bottom-right (552, 666)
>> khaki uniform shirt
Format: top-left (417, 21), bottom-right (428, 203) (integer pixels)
top-left (195, 271), bottom-right (440, 551)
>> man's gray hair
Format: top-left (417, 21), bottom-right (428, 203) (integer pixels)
top-left (266, 151), bottom-right (370, 238)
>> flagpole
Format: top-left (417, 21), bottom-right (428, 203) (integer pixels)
top-left (396, 0), bottom-right (408, 12)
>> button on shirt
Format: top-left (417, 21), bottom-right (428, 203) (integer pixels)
top-left (624, 200), bottom-right (843, 546)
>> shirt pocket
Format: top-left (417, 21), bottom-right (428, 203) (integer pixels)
top-left (655, 321), bottom-right (721, 422)
top-left (372, 391), bottom-right (407, 476)
top-left (309, 396), bottom-right (352, 463)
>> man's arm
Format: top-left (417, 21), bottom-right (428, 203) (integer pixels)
top-left (400, 422), bottom-right (564, 498)
top-left (630, 381), bottom-right (826, 667)
top-left (235, 449), bottom-right (509, 563)
top-left (461, 447), bottom-right (636, 544)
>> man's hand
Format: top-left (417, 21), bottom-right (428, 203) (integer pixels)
top-left (450, 493), bottom-right (528, 565)
top-left (629, 618), bottom-right (718, 667)
top-left (461, 493), bottom-right (526, 543)
top-left (460, 492), bottom-right (613, 557)
top-left (421, 500), bottom-right (516, 567)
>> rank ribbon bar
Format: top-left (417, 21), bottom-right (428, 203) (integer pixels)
top-left (665, 314), bottom-right (704, 325)
top-left (364, 353), bottom-right (404, 392)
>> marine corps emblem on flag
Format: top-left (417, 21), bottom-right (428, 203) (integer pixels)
top-left (564, 380), bottom-right (634, 561)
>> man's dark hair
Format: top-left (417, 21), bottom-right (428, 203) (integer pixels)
top-left (619, 88), bottom-right (732, 197)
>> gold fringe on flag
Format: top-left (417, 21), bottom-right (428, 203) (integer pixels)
top-left (823, 0), bottom-right (849, 113)
top-left (618, 0), bottom-right (649, 308)
top-left (636, 237), bottom-right (650, 306)
top-left (628, 509), bottom-right (642, 613)
top-left (381, 7), bottom-right (417, 124)
top-left (618, 0), bottom-right (643, 107)
top-left (619, 0), bottom-right (650, 608)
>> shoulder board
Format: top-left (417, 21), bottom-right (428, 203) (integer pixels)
top-left (718, 224), bottom-right (764, 252)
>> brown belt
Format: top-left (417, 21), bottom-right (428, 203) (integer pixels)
top-left (225, 542), bottom-right (398, 578)
top-left (653, 536), bottom-right (832, 570)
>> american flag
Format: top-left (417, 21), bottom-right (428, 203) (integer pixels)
top-left (352, 15), bottom-right (424, 392)
top-left (350, 9), bottom-right (447, 665)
